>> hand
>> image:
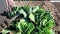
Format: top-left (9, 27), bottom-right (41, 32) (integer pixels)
top-left (6, 0), bottom-right (16, 8)
top-left (0, 0), bottom-right (15, 31)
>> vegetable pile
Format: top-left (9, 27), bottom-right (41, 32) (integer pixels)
top-left (2, 6), bottom-right (55, 34)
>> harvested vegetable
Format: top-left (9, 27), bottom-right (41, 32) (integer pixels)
top-left (2, 6), bottom-right (55, 34)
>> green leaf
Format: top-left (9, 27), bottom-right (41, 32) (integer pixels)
top-left (35, 32), bottom-right (39, 34)
top-left (44, 12), bottom-right (53, 20)
top-left (23, 6), bottom-right (30, 12)
top-left (18, 9), bottom-right (27, 18)
top-left (14, 11), bottom-right (17, 15)
top-left (29, 13), bottom-right (35, 22)
top-left (36, 26), bottom-right (44, 34)
top-left (16, 22), bottom-right (23, 32)
top-left (32, 6), bottom-right (39, 13)
top-left (11, 6), bottom-right (17, 11)
top-left (17, 6), bottom-right (21, 10)
top-left (34, 14), bottom-right (39, 24)
top-left (40, 19), bottom-right (47, 26)
top-left (8, 12), bottom-right (14, 18)
top-left (16, 19), bottom-right (28, 32)
top-left (28, 7), bottom-right (33, 14)
top-left (25, 23), bottom-right (35, 34)
top-left (46, 19), bottom-right (55, 28)
top-left (44, 28), bottom-right (55, 34)
top-left (37, 8), bottom-right (45, 14)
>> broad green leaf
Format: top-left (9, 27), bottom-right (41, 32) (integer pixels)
top-left (44, 12), bottom-right (53, 20)
top-left (22, 6), bottom-right (30, 12)
top-left (50, 29), bottom-right (55, 34)
top-left (37, 8), bottom-right (45, 14)
top-left (44, 28), bottom-right (55, 34)
top-left (46, 19), bottom-right (55, 28)
top-left (20, 19), bottom-right (28, 31)
top-left (32, 6), bottom-right (39, 13)
top-left (16, 19), bottom-right (28, 32)
top-left (36, 26), bottom-right (44, 34)
top-left (34, 13), bottom-right (39, 24)
top-left (40, 19), bottom-right (47, 26)
top-left (18, 9), bottom-right (27, 18)
top-left (16, 22), bottom-right (23, 32)
top-left (25, 23), bottom-right (35, 34)
top-left (29, 13), bottom-right (35, 22)
top-left (28, 7), bottom-right (33, 14)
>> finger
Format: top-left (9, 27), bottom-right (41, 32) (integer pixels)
top-left (7, 0), bottom-right (16, 8)
top-left (0, 26), bottom-right (2, 31)
top-left (0, 24), bottom-right (4, 28)
top-left (4, 18), bottom-right (10, 26)
top-left (0, 23), bottom-right (6, 28)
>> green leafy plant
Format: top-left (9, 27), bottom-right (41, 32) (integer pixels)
top-left (2, 6), bottom-right (55, 34)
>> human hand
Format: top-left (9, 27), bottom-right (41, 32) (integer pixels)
top-left (6, 0), bottom-right (16, 8)
top-left (0, 0), bottom-right (16, 31)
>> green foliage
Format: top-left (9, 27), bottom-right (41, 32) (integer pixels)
top-left (2, 6), bottom-right (55, 34)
